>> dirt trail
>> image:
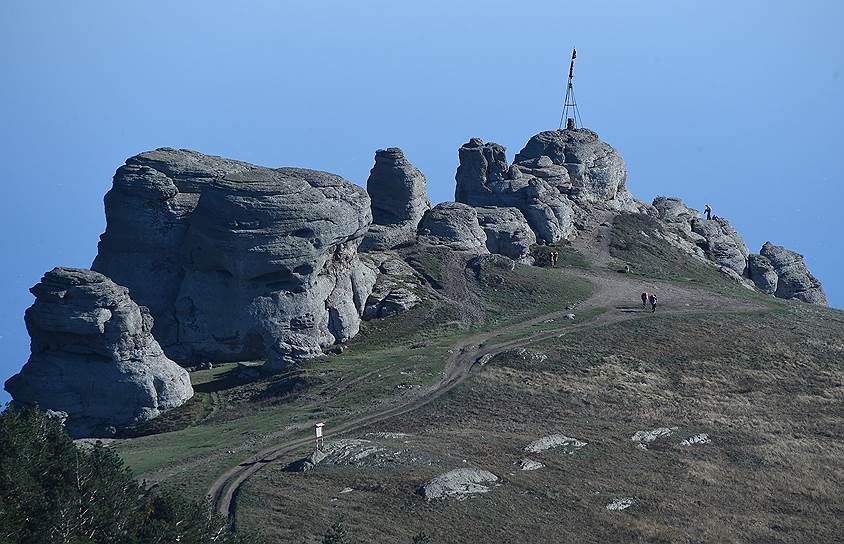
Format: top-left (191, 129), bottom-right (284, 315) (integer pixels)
top-left (206, 259), bottom-right (760, 523)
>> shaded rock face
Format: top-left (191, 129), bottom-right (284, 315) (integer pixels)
top-left (746, 253), bottom-right (778, 294)
top-left (361, 148), bottom-right (431, 251)
top-left (360, 252), bottom-right (422, 319)
top-left (92, 148), bottom-right (373, 369)
top-left (4, 268), bottom-right (193, 438)
top-left (455, 138), bottom-right (575, 243)
top-left (474, 207), bottom-right (536, 262)
top-left (417, 202), bottom-right (488, 252)
top-left (752, 242), bottom-right (827, 305)
top-left (514, 128), bottom-right (636, 209)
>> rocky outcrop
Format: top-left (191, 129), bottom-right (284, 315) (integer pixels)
top-left (360, 252), bottom-right (422, 319)
top-left (415, 468), bottom-right (499, 500)
top-left (361, 148), bottom-right (431, 251)
top-left (514, 128), bottom-right (638, 210)
top-left (4, 268), bottom-right (193, 437)
top-left (690, 217), bottom-right (749, 275)
top-left (748, 242), bottom-right (827, 305)
top-left (417, 202), bottom-right (488, 252)
top-left (455, 138), bottom-right (576, 243)
top-left (652, 196), bottom-right (749, 276)
top-left (474, 207), bottom-right (536, 263)
top-left (92, 148), bottom-right (374, 369)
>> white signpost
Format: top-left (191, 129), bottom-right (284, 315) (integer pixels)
top-left (314, 422), bottom-right (325, 451)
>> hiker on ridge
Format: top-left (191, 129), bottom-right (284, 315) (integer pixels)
top-left (648, 293), bottom-right (658, 313)
top-left (704, 204), bottom-right (712, 221)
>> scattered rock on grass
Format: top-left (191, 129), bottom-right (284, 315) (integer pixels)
top-left (525, 434), bottom-right (587, 454)
top-left (680, 433), bottom-right (711, 446)
top-left (415, 468), bottom-right (499, 500)
top-left (631, 427), bottom-right (676, 447)
top-left (516, 458), bottom-right (545, 471)
top-left (606, 497), bottom-right (635, 511)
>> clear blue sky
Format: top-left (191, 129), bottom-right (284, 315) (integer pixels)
top-left (2, 1), bottom-right (842, 402)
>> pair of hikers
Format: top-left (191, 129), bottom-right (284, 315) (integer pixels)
top-left (640, 292), bottom-right (658, 313)
top-left (548, 251), bottom-right (559, 266)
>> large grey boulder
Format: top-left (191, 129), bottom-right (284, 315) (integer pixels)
top-left (415, 468), bottom-right (499, 500)
top-left (756, 242), bottom-right (827, 305)
top-left (4, 268), bottom-right (193, 437)
top-left (690, 217), bottom-right (749, 275)
top-left (92, 148), bottom-right (374, 369)
top-left (474, 206), bottom-right (536, 262)
top-left (652, 196), bottom-right (700, 226)
top-left (455, 138), bottom-right (576, 243)
top-left (417, 202), bottom-right (488, 252)
top-left (361, 148), bottom-right (431, 251)
top-left (514, 128), bottom-right (637, 210)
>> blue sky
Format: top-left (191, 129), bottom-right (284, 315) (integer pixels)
top-left (2, 1), bottom-right (842, 402)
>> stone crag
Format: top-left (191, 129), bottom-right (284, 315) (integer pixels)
top-left (4, 268), bottom-right (193, 437)
top-left (361, 148), bottom-right (431, 251)
top-left (92, 148), bottom-right (374, 369)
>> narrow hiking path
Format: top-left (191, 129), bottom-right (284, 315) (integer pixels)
top-left (206, 263), bottom-right (761, 523)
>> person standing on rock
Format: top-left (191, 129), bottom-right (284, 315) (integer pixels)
top-left (648, 293), bottom-right (658, 313)
top-left (641, 292), bottom-right (648, 310)
top-left (704, 204), bottom-right (712, 221)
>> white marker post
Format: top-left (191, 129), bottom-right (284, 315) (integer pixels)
top-left (314, 422), bottom-right (325, 451)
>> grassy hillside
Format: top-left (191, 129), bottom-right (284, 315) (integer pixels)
top-left (113, 252), bottom-right (592, 499)
top-left (108, 229), bottom-right (843, 544)
top-left (237, 302), bottom-right (844, 543)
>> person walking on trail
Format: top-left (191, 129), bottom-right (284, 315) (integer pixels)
top-left (704, 204), bottom-right (712, 221)
top-left (648, 293), bottom-right (658, 313)
top-left (641, 292), bottom-right (648, 310)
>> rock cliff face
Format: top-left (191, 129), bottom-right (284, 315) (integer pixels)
top-left (92, 148), bottom-right (373, 369)
top-left (4, 268), bottom-right (193, 437)
top-left (417, 202), bottom-right (488, 252)
top-left (748, 242), bottom-right (827, 305)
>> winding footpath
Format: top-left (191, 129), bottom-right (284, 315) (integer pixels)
top-left (206, 264), bottom-right (758, 523)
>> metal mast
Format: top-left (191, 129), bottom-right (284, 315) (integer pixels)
top-left (559, 47), bottom-right (582, 130)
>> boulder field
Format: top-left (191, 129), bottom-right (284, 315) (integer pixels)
top-left (5, 127), bottom-right (828, 436)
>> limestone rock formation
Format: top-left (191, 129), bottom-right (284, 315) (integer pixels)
top-left (690, 217), bottom-right (749, 275)
top-left (455, 138), bottom-right (576, 243)
top-left (361, 148), bottom-right (431, 251)
top-left (474, 206), bottom-right (536, 263)
top-left (4, 268), bottom-right (193, 437)
top-left (514, 128), bottom-right (637, 210)
top-left (92, 148), bottom-right (373, 369)
top-left (750, 242), bottom-right (827, 304)
top-left (417, 202), bottom-right (488, 252)
top-left (652, 196), bottom-right (749, 276)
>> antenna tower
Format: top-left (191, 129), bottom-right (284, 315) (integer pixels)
top-left (559, 47), bottom-right (582, 130)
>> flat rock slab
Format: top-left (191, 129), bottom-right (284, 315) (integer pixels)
top-left (416, 468), bottom-right (499, 500)
top-left (606, 497), bottom-right (636, 511)
top-left (516, 458), bottom-right (545, 471)
top-left (525, 434), bottom-right (587, 454)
